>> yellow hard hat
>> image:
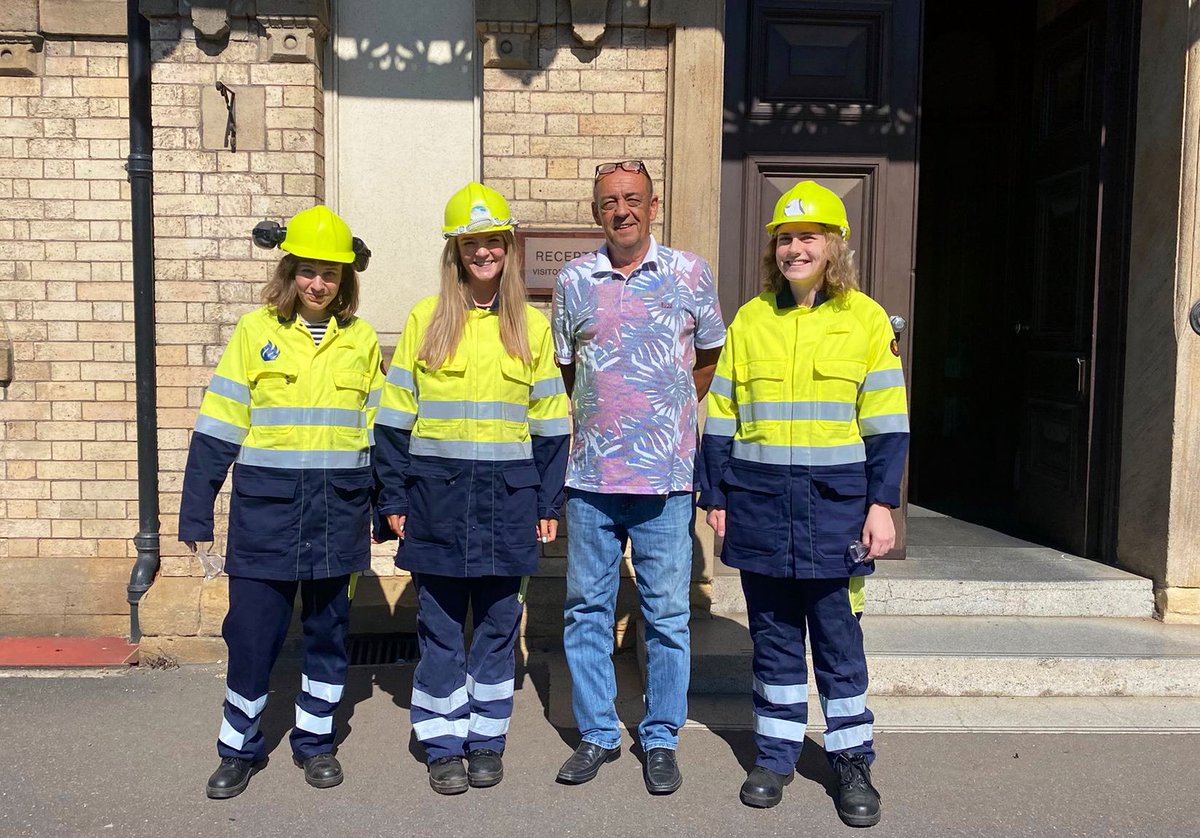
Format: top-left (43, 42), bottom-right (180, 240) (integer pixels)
top-left (766, 181), bottom-right (850, 241)
top-left (280, 205), bottom-right (356, 264)
top-left (443, 182), bottom-right (517, 239)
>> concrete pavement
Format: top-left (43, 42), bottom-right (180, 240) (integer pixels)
top-left (2, 655), bottom-right (1198, 838)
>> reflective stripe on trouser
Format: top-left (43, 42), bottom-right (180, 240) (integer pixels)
top-left (740, 571), bottom-right (874, 776)
top-left (218, 575), bottom-right (352, 762)
top-left (411, 573), bottom-right (523, 762)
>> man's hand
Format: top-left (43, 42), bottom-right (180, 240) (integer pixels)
top-left (538, 518), bottom-right (558, 543)
top-left (705, 508), bottom-right (726, 537)
top-left (386, 514), bottom-right (407, 540)
top-left (861, 504), bottom-right (895, 559)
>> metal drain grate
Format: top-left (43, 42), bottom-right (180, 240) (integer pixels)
top-left (346, 633), bottom-right (420, 666)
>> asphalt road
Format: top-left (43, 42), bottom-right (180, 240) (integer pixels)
top-left (1, 657), bottom-right (1196, 838)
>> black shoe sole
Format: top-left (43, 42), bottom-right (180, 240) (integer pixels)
top-left (206, 761), bottom-right (265, 800)
top-left (837, 809), bottom-right (882, 828)
top-left (645, 775), bottom-right (683, 795)
top-left (740, 788), bottom-right (782, 809)
top-left (293, 756), bottom-right (344, 789)
top-left (556, 747), bottom-right (621, 785)
top-left (468, 769), bottom-right (503, 788)
top-left (430, 776), bottom-right (470, 795)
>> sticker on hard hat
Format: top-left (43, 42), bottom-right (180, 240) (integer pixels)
top-left (261, 341), bottom-right (280, 361)
top-left (470, 203), bottom-right (490, 221)
top-left (784, 198), bottom-right (807, 217)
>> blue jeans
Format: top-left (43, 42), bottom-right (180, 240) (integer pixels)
top-left (563, 490), bottom-right (693, 751)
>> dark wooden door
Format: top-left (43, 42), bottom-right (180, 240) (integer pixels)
top-left (1014, 0), bottom-right (1136, 558)
top-left (719, 0), bottom-right (923, 555)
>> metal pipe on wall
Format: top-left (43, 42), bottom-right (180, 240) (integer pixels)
top-left (125, 0), bottom-right (160, 643)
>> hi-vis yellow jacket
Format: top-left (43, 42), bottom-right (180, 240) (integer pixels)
top-left (179, 305), bottom-right (384, 581)
top-left (373, 295), bottom-right (570, 578)
top-left (698, 286), bottom-right (909, 580)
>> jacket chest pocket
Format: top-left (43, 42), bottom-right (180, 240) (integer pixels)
top-left (415, 356), bottom-right (468, 439)
top-left (812, 357), bottom-right (865, 423)
top-left (332, 369), bottom-right (370, 410)
top-left (498, 357), bottom-right (533, 434)
top-left (248, 365), bottom-right (298, 410)
top-left (735, 359), bottom-right (786, 404)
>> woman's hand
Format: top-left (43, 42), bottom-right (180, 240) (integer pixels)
top-left (861, 504), bottom-right (895, 559)
top-left (538, 518), bottom-right (558, 543)
top-left (386, 514), bottom-right (406, 540)
top-left (706, 508), bottom-right (726, 537)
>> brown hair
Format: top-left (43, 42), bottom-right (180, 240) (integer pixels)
top-left (760, 229), bottom-right (860, 299)
top-left (418, 230), bottom-right (531, 369)
top-left (262, 253), bottom-right (360, 321)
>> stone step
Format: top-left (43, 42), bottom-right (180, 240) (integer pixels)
top-left (648, 614), bottom-right (1200, 697)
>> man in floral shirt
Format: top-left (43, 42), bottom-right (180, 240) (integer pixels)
top-left (551, 160), bottom-right (726, 795)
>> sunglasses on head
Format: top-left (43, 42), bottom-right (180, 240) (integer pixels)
top-left (594, 160), bottom-right (650, 179)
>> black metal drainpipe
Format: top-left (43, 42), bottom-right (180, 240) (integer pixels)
top-left (125, 0), bottom-right (159, 643)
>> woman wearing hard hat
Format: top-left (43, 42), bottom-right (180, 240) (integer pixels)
top-left (178, 206), bottom-right (383, 799)
top-left (374, 182), bottom-right (569, 795)
top-left (698, 181), bottom-right (908, 824)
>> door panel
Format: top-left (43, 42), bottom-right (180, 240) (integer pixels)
top-left (721, 0), bottom-right (922, 557)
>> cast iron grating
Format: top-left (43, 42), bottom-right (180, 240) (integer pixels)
top-left (346, 633), bottom-right (420, 666)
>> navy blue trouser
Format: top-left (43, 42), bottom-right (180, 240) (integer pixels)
top-left (410, 574), bottom-right (523, 762)
top-left (217, 574), bottom-right (352, 763)
top-left (741, 571), bottom-right (875, 776)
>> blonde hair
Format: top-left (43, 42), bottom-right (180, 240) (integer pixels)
top-left (760, 230), bottom-right (860, 299)
top-left (418, 230), bottom-right (531, 369)
top-left (262, 254), bottom-right (360, 321)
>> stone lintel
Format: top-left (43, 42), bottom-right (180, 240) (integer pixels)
top-left (477, 21), bottom-right (538, 70)
top-left (39, 0), bottom-right (126, 37)
top-left (569, 0), bottom-right (607, 47)
top-left (0, 31), bottom-right (43, 77)
top-left (0, 0), bottom-right (38, 33)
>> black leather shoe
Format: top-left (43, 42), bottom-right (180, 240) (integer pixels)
top-left (206, 757), bottom-right (265, 799)
top-left (643, 747), bottom-right (682, 795)
top-left (429, 756), bottom-right (469, 795)
top-left (467, 749), bottom-right (504, 788)
top-left (739, 765), bottom-right (793, 808)
top-left (834, 753), bottom-right (881, 827)
top-left (294, 752), bottom-right (344, 789)
top-left (556, 741), bottom-right (621, 785)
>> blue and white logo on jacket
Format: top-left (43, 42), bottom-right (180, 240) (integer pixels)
top-left (260, 340), bottom-right (280, 361)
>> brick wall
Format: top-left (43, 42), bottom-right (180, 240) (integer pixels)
top-left (481, 23), bottom-right (668, 238)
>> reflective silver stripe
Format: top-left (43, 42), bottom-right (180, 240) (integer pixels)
top-left (467, 676), bottom-right (515, 702)
top-left (225, 687), bottom-right (267, 718)
top-left (531, 377), bottom-right (567, 399)
top-left (208, 374), bottom-right (250, 405)
top-left (376, 406), bottom-right (416, 430)
top-left (250, 407), bottom-right (366, 428)
top-left (413, 717), bottom-right (470, 741)
top-left (740, 401), bottom-right (855, 423)
top-left (529, 417), bottom-right (570, 436)
top-left (468, 713), bottom-right (511, 737)
top-left (420, 400), bottom-right (528, 422)
top-left (196, 415), bottom-right (248, 445)
top-left (753, 714), bottom-right (807, 743)
top-left (861, 368), bottom-right (905, 392)
top-left (366, 388), bottom-right (382, 408)
top-left (410, 437), bottom-right (532, 461)
top-left (411, 685), bottom-right (469, 715)
top-left (753, 677), bottom-right (808, 706)
top-left (703, 416), bottom-right (737, 437)
top-left (236, 447), bottom-right (370, 469)
top-left (824, 722), bottom-right (874, 751)
top-left (858, 413), bottom-right (910, 435)
top-left (302, 675), bottom-right (344, 704)
top-left (710, 374), bottom-right (733, 399)
top-left (822, 693), bottom-right (867, 718)
top-left (219, 717), bottom-right (260, 750)
top-left (368, 427), bottom-right (376, 446)
top-left (294, 705), bottom-right (333, 735)
top-left (731, 440), bottom-right (865, 466)
top-left (386, 366), bottom-right (417, 392)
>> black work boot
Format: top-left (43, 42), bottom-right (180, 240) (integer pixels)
top-left (833, 753), bottom-right (881, 827)
top-left (739, 765), bottom-right (793, 808)
top-left (429, 756), bottom-right (469, 795)
top-left (466, 749), bottom-right (504, 788)
top-left (294, 752), bottom-right (344, 789)
top-left (206, 757), bottom-right (265, 800)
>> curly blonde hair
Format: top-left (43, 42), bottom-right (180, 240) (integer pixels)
top-left (760, 229), bottom-right (859, 299)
